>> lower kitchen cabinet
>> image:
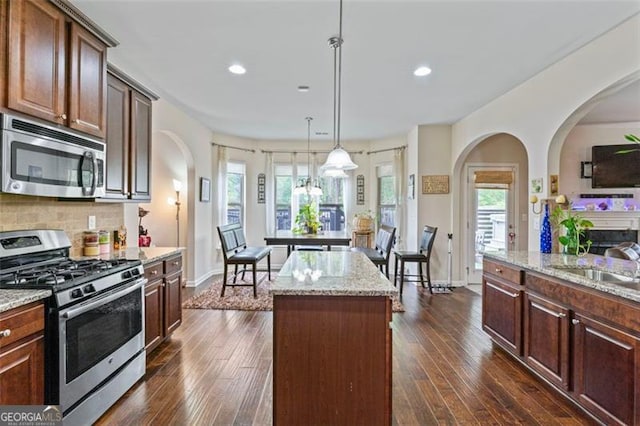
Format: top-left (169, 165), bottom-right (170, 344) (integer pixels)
top-left (144, 254), bottom-right (182, 354)
top-left (0, 302), bottom-right (45, 405)
top-left (573, 313), bottom-right (639, 425)
top-left (483, 264), bottom-right (640, 426)
top-left (523, 292), bottom-right (570, 390)
top-left (482, 259), bottom-right (524, 357)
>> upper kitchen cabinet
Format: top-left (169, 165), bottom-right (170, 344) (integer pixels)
top-left (4, 0), bottom-right (117, 139)
top-left (105, 65), bottom-right (158, 201)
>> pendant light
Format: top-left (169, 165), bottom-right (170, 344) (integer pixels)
top-left (293, 117), bottom-right (323, 196)
top-left (321, 0), bottom-right (357, 174)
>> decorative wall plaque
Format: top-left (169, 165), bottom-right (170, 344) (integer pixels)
top-left (356, 174), bottom-right (365, 205)
top-left (422, 175), bottom-right (449, 194)
top-left (257, 173), bottom-right (265, 204)
top-left (549, 174), bottom-right (559, 196)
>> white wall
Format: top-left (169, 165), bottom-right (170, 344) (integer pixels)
top-left (451, 14), bottom-right (640, 280)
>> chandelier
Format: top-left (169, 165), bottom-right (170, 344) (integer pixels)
top-left (321, 0), bottom-right (357, 174)
top-left (293, 117), bottom-right (323, 196)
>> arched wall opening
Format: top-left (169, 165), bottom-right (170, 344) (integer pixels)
top-left (452, 132), bottom-right (529, 283)
top-left (140, 130), bottom-right (196, 284)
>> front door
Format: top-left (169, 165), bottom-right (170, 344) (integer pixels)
top-left (467, 165), bottom-right (517, 284)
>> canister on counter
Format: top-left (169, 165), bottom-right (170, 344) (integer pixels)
top-left (99, 230), bottom-right (110, 254)
top-left (83, 231), bottom-right (99, 256)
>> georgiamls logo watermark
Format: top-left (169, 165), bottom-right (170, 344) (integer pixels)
top-left (0, 406), bottom-right (62, 426)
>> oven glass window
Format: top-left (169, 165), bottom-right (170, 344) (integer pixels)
top-left (65, 287), bottom-right (142, 382)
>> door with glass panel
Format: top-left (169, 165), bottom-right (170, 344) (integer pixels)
top-left (467, 165), bottom-right (517, 284)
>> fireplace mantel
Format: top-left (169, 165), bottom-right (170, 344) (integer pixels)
top-left (577, 210), bottom-right (640, 231)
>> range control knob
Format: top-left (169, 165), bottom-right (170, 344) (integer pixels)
top-left (131, 268), bottom-right (140, 276)
top-left (122, 270), bottom-right (132, 279)
top-left (71, 289), bottom-right (83, 299)
top-left (83, 284), bottom-right (96, 293)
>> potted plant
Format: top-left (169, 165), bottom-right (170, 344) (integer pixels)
top-left (294, 202), bottom-right (321, 234)
top-left (550, 203), bottom-right (593, 256)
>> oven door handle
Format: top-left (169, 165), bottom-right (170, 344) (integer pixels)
top-left (61, 278), bottom-right (147, 320)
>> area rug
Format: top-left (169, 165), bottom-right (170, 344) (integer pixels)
top-left (182, 273), bottom-right (405, 312)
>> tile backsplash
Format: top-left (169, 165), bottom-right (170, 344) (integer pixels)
top-left (0, 194), bottom-right (124, 257)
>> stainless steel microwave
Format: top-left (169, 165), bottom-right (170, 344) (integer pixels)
top-left (1, 113), bottom-right (105, 198)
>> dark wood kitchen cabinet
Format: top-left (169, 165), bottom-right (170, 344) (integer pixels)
top-left (483, 260), bottom-right (640, 426)
top-left (144, 253), bottom-right (182, 354)
top-left (5, 0), bottom-right (114, 138)
top-left (523, 291), bottom-right (570, 390)
top-left (573, 313), bottom-right (639, 426)
top-left (104, 66), bottom-right (158, 201)
top-left (0, 302), bottom-right (45, 405)
top-left (482, 258), bottom-right (524, 357)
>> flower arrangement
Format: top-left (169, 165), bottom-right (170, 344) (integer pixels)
top-left (550, 203), bottom-right (593, 256)
top-left (294, 202), bottom-right (321, 234)
top-left (353, 210), bottom-right (375, 231)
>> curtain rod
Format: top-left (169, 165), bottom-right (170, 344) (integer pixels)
top-left (261, 149), bottom-right (364, 155)
top-left (211, 142), bottom-right (255, 153)
top-left (366, 145), bottom-right (407, 155)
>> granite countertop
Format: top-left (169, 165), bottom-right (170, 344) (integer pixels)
top-left (271, 251), bottom-right (398, 297)
top-left (76, 246), bottom-right (183, 265)
top-left (484, 251), bottom-right (640, 303)
top-left (0, 289), bottom-right (51, 314)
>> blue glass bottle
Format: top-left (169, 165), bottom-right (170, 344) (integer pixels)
top-left (540, 203), bottom-right (552, 253)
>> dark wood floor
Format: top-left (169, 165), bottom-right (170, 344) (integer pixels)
top-left (97, 280), bottom-right (597, 425)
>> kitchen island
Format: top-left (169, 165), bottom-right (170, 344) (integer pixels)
top-left (482, 251), bottom-right (640, 425)
top-left (271, 251), bottom-right (397, 426)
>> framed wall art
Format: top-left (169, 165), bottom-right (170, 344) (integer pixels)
top-left (408, 174), bottom-right (415, 199)
top-left (356, 174), bottom-right (365, 205)
top-left (531, 177), bottom-right (543, 193)
top-left (200, 177), bottom-right (211, 202)
top-left (257, 173), bottom-right (266, 204)
top-left (422, 175), bottom-right (449, 194)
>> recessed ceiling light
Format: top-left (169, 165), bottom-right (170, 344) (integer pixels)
top-left (315, 132), bottom-right (329, 136)
top-left (414, 66), bottom-right (432, 77)
top-left (298, 85), bottom-right (310, 92)
top-left (228, 64), bottom-right (246, 75)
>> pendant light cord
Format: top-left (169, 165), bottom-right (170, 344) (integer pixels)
top-left (306, 117), bottom-right (312, 182)
top-left (330, 0), bottom-right (344, 150)
top-left (337, 0), bottom-right (343, 149)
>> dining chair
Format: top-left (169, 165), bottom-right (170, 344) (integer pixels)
top-left (350, 225), bottom-right (396, 278)
top-left (393, 225), bottom-right (437, 295)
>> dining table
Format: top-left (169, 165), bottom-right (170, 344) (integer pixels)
top-left (264, 230), bottom-right (351, 256)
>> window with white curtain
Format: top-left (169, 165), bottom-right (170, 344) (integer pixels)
top-left (274, 164), bottom-right (346, 231)
top-left (377, 164), bottom-right (396, 226)
top-left (226, 162), bottom-right (245, 225)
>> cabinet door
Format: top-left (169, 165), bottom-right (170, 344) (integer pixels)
top-left (7, 0), bottom-right (66, 123)
top-left (573, 313), bottom-right (639, 426)
top-left (105, 74), bottom-right (130, 199)
top-left (0, 335), bottom-right (44, 405)
top-left (68, 23), bottom-right (107, 138)
top-left (130, 91), bottom-right (152, 201)
top-left (164, 272), bottom-right (182, 336)
top-left (482, 275), bottom-right (523, 356)
top-left (524, 292), bottom-right (570, 390)
top-left (144, 279), bottom-right (164, 353)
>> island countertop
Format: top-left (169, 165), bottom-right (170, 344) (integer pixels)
top-left (271, 251), bottom-right (398, 297)
top-left (0, 289), bottom-right (52, 314)
top-left (483, 250), bottom-right (640, 303)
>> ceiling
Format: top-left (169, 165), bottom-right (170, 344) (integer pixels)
top-left (72, 1), bottom-right (640, 141)
top-left (579, 79), bottom-right (640, 124)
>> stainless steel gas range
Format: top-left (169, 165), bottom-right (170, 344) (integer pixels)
top-left (0, 229), bottom-right (145, 426)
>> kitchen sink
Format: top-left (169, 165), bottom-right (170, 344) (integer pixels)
top-left (551, 267), bottom-right (640, 285)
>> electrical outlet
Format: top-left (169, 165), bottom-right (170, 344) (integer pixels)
top-left (88, 215), bottom-right (96, 230)
top-left (533, 217), bottom-right (540, 231)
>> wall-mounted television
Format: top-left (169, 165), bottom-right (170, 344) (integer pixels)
top-left (591, 144), bottom-right (640, 188)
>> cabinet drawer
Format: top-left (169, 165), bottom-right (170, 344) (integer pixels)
top-left (0, 303), bottom-right (44, 349)
top-left (164, 255), bottom-right (182, 275)
top-left (483, 259), bottom-right (522, 284)
top-left (144, 261), bottom-right (163, 281)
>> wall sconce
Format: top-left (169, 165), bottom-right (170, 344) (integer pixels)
top-left (555, 194), bottom-right (568, 205)
top-left (167, 179), bottom-right (182, 246)
top-left (530, 195), bottom-right (545, 215)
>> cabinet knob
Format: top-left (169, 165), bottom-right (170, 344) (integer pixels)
top-left (57, 113), bottom-right (67, 120)
top-left (162, 283), bottom-right (166, 287)
top-left (511, 292), bottom-right (519, 298)
top-left (495, 268), bottom-right (502, 273)
top-left (0, 329), bottom-right (11, 338)
top-left (172, 261), bottom-right (179, 266)
top-left (558, 313), bottom-right (566, 318)
top-left (72, 118), bottom-right (79, 124)
top-left (150, 270), bottom-right (158, 275)
top-left (572, 319), bottom-right (580, 325)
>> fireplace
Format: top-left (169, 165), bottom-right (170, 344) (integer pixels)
top-left (584, 229), bottom-right (639, 255)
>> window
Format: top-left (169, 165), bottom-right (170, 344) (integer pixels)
top-left (226, 162), bottom-right (245, 225)
top-left (378, 165), bottom-right (396, 226)
top-left (273, 164), bottom-right (346, 231)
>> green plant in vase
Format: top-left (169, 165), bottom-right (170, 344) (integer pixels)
top-left (616, 134), bottom-right (640, 154)
top-left (550, 204), bottom-right (594, 256)
top-left (294, 202), bottom-right (321, 234)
